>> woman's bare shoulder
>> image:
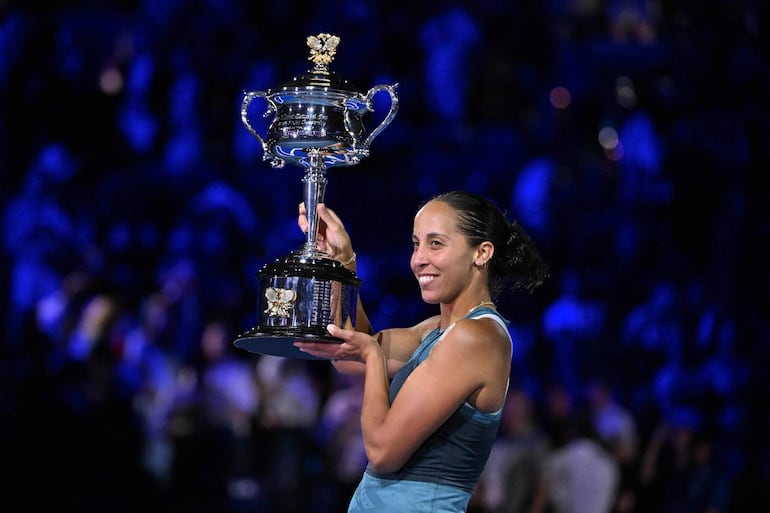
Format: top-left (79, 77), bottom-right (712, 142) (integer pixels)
top-left (442, 315), bottom-right (510, 354)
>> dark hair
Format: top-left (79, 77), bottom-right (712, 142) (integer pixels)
top-left (424, 191), bottom-right (549, 296)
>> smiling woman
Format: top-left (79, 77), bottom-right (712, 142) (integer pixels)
top-left (293, 191), bottom-right (549, 513)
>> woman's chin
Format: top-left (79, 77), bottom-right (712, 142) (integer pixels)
top-left (420, 292), bottom-right (440, 305)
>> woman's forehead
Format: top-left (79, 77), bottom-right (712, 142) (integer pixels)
top-left (413, 201), bottom-right (458, 233)
top-left (416, 199), bottom-right (454, 215)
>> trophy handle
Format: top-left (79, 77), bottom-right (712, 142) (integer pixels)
top-left (362, 83), bottom-right (399, 148)
top-left (241, 90), bottom-right (285, 168)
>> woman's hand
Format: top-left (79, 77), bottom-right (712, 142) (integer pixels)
top-left (294, 324), bottom-right (381, 364)
top-left (298, 202), bottom-right (354, 263)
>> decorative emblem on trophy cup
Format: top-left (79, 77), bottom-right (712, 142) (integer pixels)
top-left (234, 33), bottom-right (399, 359)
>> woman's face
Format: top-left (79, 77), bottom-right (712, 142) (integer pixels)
top-left (411, 200), bottom-right (477, 305)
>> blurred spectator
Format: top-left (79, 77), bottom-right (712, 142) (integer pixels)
top-left (314, 371), bottom-right (367, 505)
top-left (511, 156), bottom-right (556, 242)
top-left (2, 143), bottom-right (83, 344)
top-left (605, 0), bottom-right (659, 44)
top-left (615, 110), bottom-right (669, 208)
top-left (638, 410), bottom-right (731, 513)
top-left (541, 268), bottom-right (607, 388)
top-left (154, 256), bottom-right (203, 365)
top-left (586, 378), bottom-right (640, 513)
top-left (540, 381), bottom-right (577, 449)
top-left (166, 319), bottom-right (262, 511)
top-left (419, 6), bottom-right (481, 130)
top-left (586, 378), bottom-right (639, 466)
top-left (531, 409), bottom-right (620, 513)
top-left (475, 386), bottom-right (550, 513)
top-left (620, 280), bottom-right (688, 426)
top-left (118, 292), bottom-right (184, 487)
top-left (253, 355), bottom-right (323, 512)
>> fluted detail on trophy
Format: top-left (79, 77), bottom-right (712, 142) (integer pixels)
top-left (301, 150), bottom-right (328, 256)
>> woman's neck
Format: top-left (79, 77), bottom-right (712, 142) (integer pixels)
top-left (439, 296), bottom-right (495, 331)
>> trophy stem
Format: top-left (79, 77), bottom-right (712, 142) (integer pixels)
top-left (301, 149), bottom-right (328, 256)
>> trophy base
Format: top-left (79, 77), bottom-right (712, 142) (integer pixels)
top-left (234, 249), bottom-right (360, 360)
top-left (233, 327), bottom-right (341, 360)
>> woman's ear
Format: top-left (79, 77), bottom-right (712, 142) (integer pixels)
top-left (474, 241), bottom-right (494, 267)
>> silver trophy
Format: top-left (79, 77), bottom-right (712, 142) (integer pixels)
top-left (234, 33), bottom-right (398, 359)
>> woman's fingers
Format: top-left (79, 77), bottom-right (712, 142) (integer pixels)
top-left (326, 323), bottom-right (351, 340)
top-left (293, 341), bottom-right (339, 359)
top-left (298, 203), bottom-right (351, 259)
top-left (298, 201), bottom-right (310, 233)
top-left (318, 203), bottom-right (344, 230)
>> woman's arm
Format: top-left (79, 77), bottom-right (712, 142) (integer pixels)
top-left (324, 317), bottom-right (509, 473)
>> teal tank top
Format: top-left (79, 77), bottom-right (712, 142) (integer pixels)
top-left (362, 307), bottom-right (511, 493)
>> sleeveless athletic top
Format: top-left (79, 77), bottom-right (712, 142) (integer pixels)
top-left (348, 306), bottom-right (511, 513)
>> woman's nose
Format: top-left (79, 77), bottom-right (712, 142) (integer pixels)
top-left (411, 246), bottom-right (427, 266)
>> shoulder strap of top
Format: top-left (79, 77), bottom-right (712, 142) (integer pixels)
top-left (467, 306), bottom-right (510, 328)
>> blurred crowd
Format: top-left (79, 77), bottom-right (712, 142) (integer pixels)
top-left (2, 1), bottom-right (769, 512)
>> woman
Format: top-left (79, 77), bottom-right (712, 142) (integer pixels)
top-left (294, 191), bottom-right (549, 513)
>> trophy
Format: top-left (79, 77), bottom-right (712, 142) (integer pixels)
top-left (234, 33), bottom-right (398, 359)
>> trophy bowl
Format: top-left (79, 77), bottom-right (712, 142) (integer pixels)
top-left (241, 33), bottom-right (398, 170)
top-left (234, 34), bottom-right (397, 359)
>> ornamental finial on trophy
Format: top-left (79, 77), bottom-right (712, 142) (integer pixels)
top-left (307, 33), bottom-right (340, 68)
top-left (235, 34), bottom-right (399, 359)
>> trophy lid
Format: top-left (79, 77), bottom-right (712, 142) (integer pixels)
top-left (275, 33), bottom-right (362, 94)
